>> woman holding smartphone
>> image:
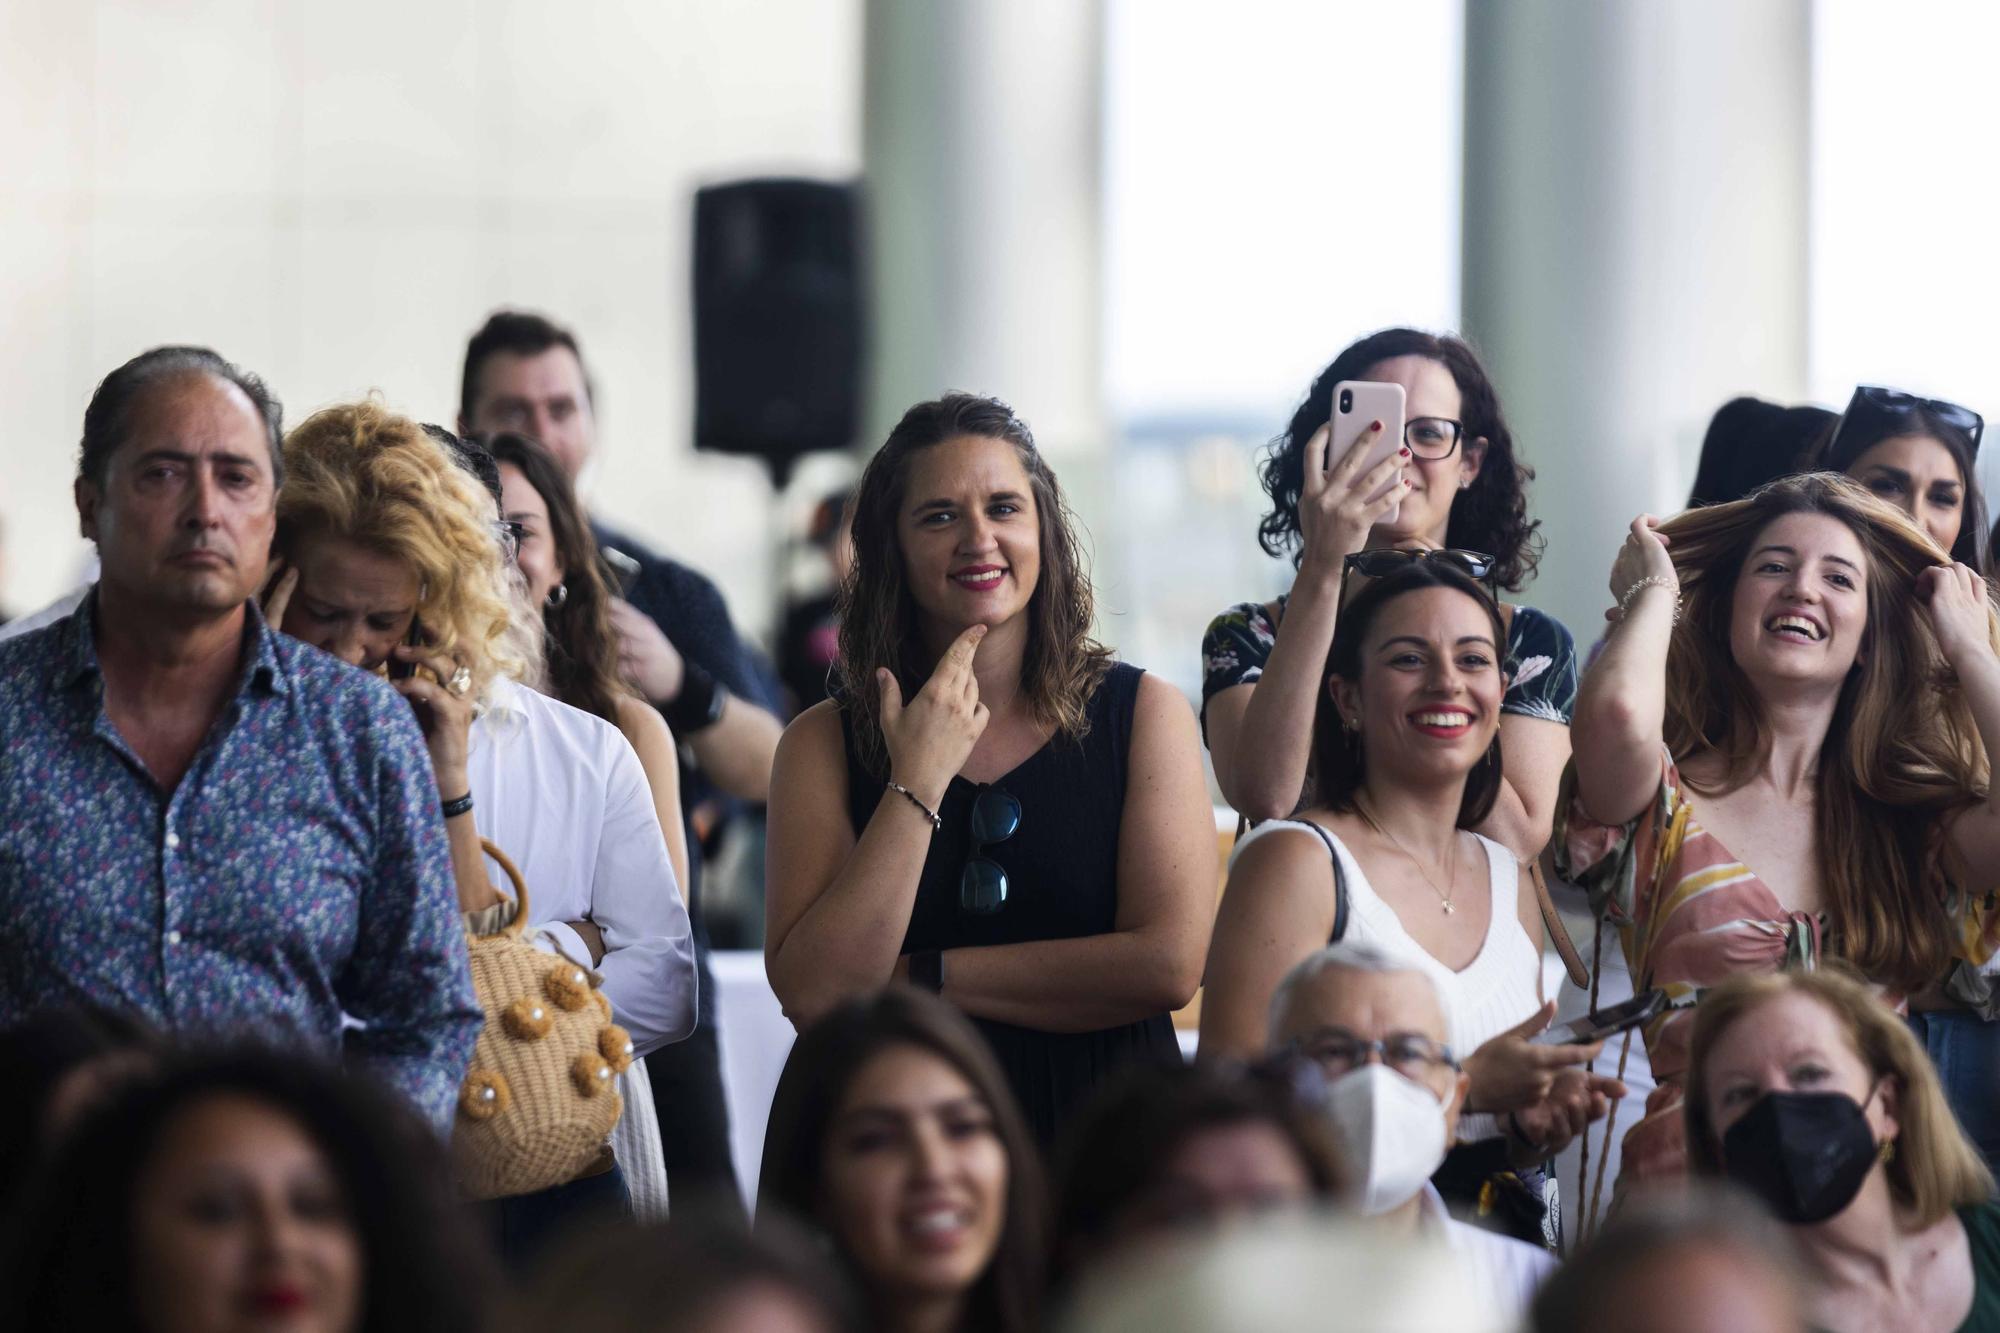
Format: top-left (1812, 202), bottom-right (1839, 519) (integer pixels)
top-left (1200, 558), bottom-right (1621, 1243)
top-left (1203, 328), bottom-right (1574, 859)
top-left (764, 393), bottom-right (1214, 1146)
top-left (1560, 472), bottom-right (2000, 1193)
top-left (269, 404), bottom-right (696, 1251)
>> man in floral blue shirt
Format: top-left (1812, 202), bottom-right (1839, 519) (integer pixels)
top-left (0, 347), bottom-right (480, 1130)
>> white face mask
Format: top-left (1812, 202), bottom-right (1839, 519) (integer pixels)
top-left (1323, 1063), bottom-right (1449, 1215)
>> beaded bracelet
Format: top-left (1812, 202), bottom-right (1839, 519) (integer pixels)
top-left (886, 781), bottom-right (943, 831)
top-left (1619, 575), bottom-right (1682, 624)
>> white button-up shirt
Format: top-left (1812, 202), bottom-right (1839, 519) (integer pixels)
top-left (1418, 1183), bottom-right (1555, 1322)
top-left (468, 678), bottom-right (697, 1056)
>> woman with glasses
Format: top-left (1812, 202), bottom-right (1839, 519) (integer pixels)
top-left (1560, 473), bottom-right (2000, 1194)
top-left (1201, 558), bottom-right (1620, 1243)
top-left (486, 431), bottom-right (691, 893)
top-left (764, 393), bottom-right (1215, 1146)
top-left (1202, 328), bottom-right (1574, 857)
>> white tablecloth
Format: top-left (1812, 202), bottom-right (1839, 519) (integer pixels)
top-left (712, 949), bottom-right (794, 1209)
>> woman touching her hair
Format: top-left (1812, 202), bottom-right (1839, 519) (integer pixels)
top-left (1560, 472), bottom-right (2000, 1191)
top-left (764, 393), bottom-right (1214, 1145)
top-left (1202, 328), bottom-right (1574, 860)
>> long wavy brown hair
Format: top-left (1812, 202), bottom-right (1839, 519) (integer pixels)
top-left (483, 432), bottom-right (632, 726)
top-left (836, 393), bottom-right (1111, 776)
top-left (1658, 471), bottom-right (1998, 992)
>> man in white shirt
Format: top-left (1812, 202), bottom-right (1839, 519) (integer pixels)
top-left (1268, 940), bottom-right (1555, 1321)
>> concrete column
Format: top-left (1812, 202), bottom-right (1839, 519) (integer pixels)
top-left (862, 0), bottom-right (1105, 462)
top-left (1461, 0), bottom-right (1811, 634)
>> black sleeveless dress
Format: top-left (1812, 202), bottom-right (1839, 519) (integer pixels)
top-left (839, 661), bottom-right (1183, 1146)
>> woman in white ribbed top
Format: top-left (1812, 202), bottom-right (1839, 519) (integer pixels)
top-left (1199, 557), bottom-right (1623, 1242)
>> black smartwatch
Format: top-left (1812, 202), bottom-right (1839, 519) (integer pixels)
top-left (662, 662), bottom-right (728, 735)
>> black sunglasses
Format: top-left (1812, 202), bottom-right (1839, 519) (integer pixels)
top-left (1833, 385), bottom-right (1984, 458)
top-left (960, 785), bottom-right (1021, 915)
top-left (1339, 548), bottom-right (1497, 603)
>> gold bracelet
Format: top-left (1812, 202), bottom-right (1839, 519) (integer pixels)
top-left (1619, 575), bottom-right (1682, 624)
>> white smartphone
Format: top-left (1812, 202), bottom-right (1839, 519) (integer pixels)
top-left (1329, 380), bottom-right (1406, 525)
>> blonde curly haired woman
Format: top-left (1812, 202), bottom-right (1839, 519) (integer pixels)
top-left (268, 402), bottom-right (696, 1257)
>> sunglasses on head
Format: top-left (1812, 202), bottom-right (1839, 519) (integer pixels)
top-left (1833, 385), bottom-right (1984, 458)
top-left (1340, 548), bottom-right (1497, 595)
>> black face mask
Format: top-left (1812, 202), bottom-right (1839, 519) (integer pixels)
top-left (1720, 1088), bottom-right (1882, 1225)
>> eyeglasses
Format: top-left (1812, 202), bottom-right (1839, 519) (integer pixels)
top-left (1290, 1028), bottom-right (1459, 1080)
top-left (960, 785), bottom-right (1021, 915)
top-left (494, 520), bottom-right (526, 563)
top-left (1833, 385), bottom-right (1984, 458)
top-left (1404, 417), bottom-right (1465, 460)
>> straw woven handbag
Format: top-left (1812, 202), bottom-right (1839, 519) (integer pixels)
top-left (452, 839), bottom-right (634, 1200)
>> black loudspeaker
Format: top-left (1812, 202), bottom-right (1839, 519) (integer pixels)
top-left (693, 178), bottom-right (864, 487)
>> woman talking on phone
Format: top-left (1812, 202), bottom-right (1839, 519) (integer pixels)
top-left (1202, 329), bottom-right (1574, 858)
top-left (268, 404), bottom-right (695, 1249)
top-left (764, 393), bottom-right (1214, 1146)
top-left (1559, 472), bottom-right (2000, 1192)
top-left (1200, 558), bottom-right (1620, 1242)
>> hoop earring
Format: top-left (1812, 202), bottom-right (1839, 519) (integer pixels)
top-left (547, 583), bottom-right (568, 609)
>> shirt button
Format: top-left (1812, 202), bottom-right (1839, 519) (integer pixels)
top-left (165, 930), bottom-right (183, 946)
top-left (164, 831), bottom-right (181, 850)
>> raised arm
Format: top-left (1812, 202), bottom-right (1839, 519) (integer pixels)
top-left (765, 627), bottom-right (989, 1027)
top-left (1571, 515), bottom-right (1679, 828)
top-left (1207, 423), bottom-right (1410, 820)
top-left (935, 674), bottom-right (1216, 1033)
top-left (1924, 564), bottom-right (2000, 891)
top-left (1197, 828), bottom-right (1340, 1062)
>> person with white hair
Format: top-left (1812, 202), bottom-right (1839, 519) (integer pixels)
top-left (1268, 939), bottom-right (1557, 1317)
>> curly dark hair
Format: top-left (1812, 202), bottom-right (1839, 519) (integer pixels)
top-left (0, 1047), bottom-right (492, 1333)
top-left (1258, 328), bottom-right (1543, 592)
top-left (836, 393), bottom-right (1111, 776)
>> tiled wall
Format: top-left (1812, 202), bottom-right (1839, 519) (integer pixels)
top-left (0, 0), bottom-right (863, 633)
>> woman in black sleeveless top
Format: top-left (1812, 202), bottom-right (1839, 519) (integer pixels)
top-left (765, 394), bottom-right (1215, 1146)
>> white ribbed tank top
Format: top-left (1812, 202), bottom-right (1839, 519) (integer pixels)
top-left (1231, 818), bottom-right (1544, 1061)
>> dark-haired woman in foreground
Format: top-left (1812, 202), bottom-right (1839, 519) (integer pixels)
top-left (0, 1049), bottom-right (491, 1333)
top-left (758, 986), bottom-right (1045, 1333)
top-left (764, 394), bottom-right (1214, 1143)
top-left (1202, 328), bottom-right (1575, 856)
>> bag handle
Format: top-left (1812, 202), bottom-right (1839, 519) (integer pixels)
top-left (1529, 857), bottom-right (1589, 989)
top-left (476, 837), bottom-right (532, 940)
top-left (1297, 820), bottom-right (1352, 943)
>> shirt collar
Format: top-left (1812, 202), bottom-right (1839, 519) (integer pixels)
top-left (55, 585), bottom-right (288, 700)
top-left (472, 674), bottom-right (529, 747)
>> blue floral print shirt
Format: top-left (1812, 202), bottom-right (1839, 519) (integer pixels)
top-left (0, 594), bottom-right (481, 1129)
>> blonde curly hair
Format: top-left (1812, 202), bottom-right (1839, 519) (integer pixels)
top-left (278, 400), bottom-right (525, 699)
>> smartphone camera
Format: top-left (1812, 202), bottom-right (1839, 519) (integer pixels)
top-left (1338, 388), bottom-right (1353, 413)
